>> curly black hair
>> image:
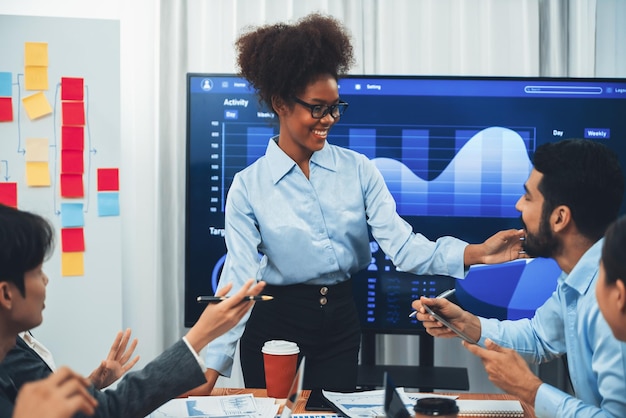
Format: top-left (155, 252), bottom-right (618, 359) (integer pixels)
top-left (235, 13), bottom-right (354, 111)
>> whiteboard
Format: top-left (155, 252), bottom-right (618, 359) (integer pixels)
top-left (0, 14), bottom-right (122, 375)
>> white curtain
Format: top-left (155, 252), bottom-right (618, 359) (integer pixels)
top-left (156, 0), bottom-right (626, 391)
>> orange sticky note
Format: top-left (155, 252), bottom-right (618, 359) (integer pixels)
top-left (61, 77), bottom-right (84, 101)
top-left (61, 227), bottom-right (85, 252)
top-left (61, 150), bottom-right (84, 174)
top-left (22, 92), bottom-right (52, 120)
top-left (24, 66), bottom-right (48, 91)
top-left (97, 168), bottom-right (119, 191)
top-left (25, 138), bottom-right (49, 162)
top-left (24, 42), bottom-right (48, 67)
top-left (0, 183), bottom-right (18, 208)
top-left (62, 126), bottom-right (84, 150)
top-left (0, 97), bottom-right (12, 122)
top-left (60, 173), bottom-right (84, 197)
top-left (61, 252), bottom-right (84, 277)
top-left (25, 162), bottom-right (51, 187)
top-left (62, 101), bottom-right (85, 126)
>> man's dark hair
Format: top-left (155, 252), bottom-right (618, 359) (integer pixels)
top-left (602, 215), bottom-right (626, 286)
top-left (235, 13), bottom-right (354, 111)
top-left (533, 138), bottom-right (624, 241)
top-left (0, 205), bottom-right (54, 295)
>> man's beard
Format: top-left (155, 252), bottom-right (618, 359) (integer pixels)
top-left (520, 215), bottom-right (561, 258)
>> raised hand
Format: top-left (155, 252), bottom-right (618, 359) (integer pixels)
top-left (88, 328), bottom-right (140, 389)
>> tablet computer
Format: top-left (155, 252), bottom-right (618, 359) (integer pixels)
top-left (423, 304), bottom-right (478, 344)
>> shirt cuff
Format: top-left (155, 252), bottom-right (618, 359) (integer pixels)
top-left (182, 336), bottom-right (207, 373)
top-left (534, 383), bottom-right (564, 417)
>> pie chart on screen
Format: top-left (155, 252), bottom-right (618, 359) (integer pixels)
top-left (455, 258), bottom-right (562, 320)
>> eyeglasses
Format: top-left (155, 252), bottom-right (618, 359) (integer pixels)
top-left (292, 97), bottom-right (349, 119)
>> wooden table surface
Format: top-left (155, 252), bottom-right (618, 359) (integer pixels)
top-left (210, 388), bottom-right (535, 418)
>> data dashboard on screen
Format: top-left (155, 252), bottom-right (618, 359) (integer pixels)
top-left (185, 73), bottom-right (626, 331)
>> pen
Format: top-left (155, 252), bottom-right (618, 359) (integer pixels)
top-left (196, 295), bottom-right (274, 303)
top-left (408, 288), bottom-right (456, 318)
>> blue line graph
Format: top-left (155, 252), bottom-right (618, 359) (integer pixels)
top-left (221, 124), bottom-right (534, 218)
top-left (351, 126), bottom-right (533, 217)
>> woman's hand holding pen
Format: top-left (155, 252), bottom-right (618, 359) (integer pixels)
top-left (185, 279), bottom-right (266, 354)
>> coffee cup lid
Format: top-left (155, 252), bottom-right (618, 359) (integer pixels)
top-left (261, 340), bottom-right (300, 355)
top-left (414, 398), bottom-right (459, 415)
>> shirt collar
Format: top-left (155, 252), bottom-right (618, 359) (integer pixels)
top-left (266, 137), bottom-right (336, 184)
top-left (563, 238), bottom-right (603, 295)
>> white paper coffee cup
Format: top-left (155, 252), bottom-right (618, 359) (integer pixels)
top-left (262, 340), bottom-right (299, 398)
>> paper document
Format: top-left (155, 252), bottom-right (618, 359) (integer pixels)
top-left (147, 394), bottom-right (279, 418)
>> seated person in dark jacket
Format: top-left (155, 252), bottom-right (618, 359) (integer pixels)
top-left (0, 204), bottom-right (266, 418)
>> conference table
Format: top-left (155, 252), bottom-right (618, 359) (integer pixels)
top-left (210, 388), bottom-right (536, 418)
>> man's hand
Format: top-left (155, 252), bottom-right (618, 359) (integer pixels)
top-left (13, 366), bottom-right (98, 418)
top-left (88, 328), bottom-right (140, 389)
top-left (464, 229), bottom-right (526, 266)
top-left (463, 339), bottom-right (542, 405)
top-left (411, 296), bottom-right (481, 343)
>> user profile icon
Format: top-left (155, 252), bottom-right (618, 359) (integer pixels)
top-left (201, 78), bottom-right (213, 91)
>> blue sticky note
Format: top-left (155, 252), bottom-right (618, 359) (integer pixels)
top-left (0, 72), bottom-right (12, 97)
top-left (60, 203), bottom-right (84, 227)
top-left (98, 192), bottom-right (120, 217)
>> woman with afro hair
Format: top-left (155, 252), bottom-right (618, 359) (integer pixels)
top-left (201, 13), bottom-right (524, 392)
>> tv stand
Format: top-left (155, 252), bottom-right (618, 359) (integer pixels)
top-left (357, 332), bottom-right (469, 392)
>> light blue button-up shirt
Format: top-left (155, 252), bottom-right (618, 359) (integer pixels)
top-left (205, 138), bottom-right (468, 375)
top-left (480, 240), bottom-right (626, 418)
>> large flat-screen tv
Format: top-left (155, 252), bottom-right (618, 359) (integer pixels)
top-left (185, 73), bottom-right (626, 333)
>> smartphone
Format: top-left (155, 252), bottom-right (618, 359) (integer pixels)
top-left (305, 388), bottom-right (335, 411)
top-left (423, 304), bottom-right (478, 344)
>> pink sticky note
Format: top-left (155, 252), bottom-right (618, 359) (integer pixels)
top-left (60, 173), bottom-right (84, 198)
top-left (62, 126), bottom-right (85, 150)
top-left (61, 77), bottom-right (84, 101)
top-left (97, 168), bottom-right (119, 191)
top-left (61, 150), bottom-right (84, 174)
top-left (61, 227), bottom-right (85, 252)
top-left (0, 182), bottom-right (18, 207)
top-left (62, 101), bottom-right (85, 126)
top-left (0, 97), bottom-right (13, 122)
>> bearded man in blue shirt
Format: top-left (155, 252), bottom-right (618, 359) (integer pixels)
top-left (413, 138), bottom-right (626, 418)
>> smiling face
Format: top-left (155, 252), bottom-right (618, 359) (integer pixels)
top-left (275, 74), bottom-right (341, 164)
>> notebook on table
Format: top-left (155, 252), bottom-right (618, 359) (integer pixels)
top-left (455, 399), bottom-right (524, 417)
top-left (384, 371), bottom-right (524, 418)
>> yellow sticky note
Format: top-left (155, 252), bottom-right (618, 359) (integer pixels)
top-left (25, 138), bottom-right (49, 162)
top-left (25, 161), bottom-right (51, 186)
top-left (25, 42), bottom-right (48, 67)
top-left (25, 66), bottom-right (48, 91)
top-left (22, 92), bottom-right (52, 120)
top-left (61, 252), bottom-right (84, 277)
